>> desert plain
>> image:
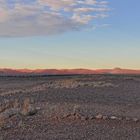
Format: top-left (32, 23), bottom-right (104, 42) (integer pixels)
top-left (0, 74), bottom-right (140, 140)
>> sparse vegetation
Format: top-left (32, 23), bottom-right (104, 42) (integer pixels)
top-left (0, 98), bottom-right (37, 130)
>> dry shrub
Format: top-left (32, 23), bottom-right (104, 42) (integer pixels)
top-left (21, 98), bottom-right (37, 116)
top-left (45, 79), bottom-right (117, 89)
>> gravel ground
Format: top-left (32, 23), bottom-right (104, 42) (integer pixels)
top-left (1, 117), bottom-right (140, 140)
top-left (0, 74), bottom-right (140, 140)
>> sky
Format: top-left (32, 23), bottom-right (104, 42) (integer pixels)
top-left (0, 0), bottom-right (140, 69)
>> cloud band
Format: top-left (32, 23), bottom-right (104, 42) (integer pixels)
top-left (0, 0), bottom-right (109, 37)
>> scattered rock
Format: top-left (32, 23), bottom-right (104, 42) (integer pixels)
top-left (62, 114), bottom-right (70, 119)
top-left (36, 107), bottom-right (41, 111)
top-left (0, 108), bottom-right (18, 121)
top-left (52, 116), bottom-right (59, 121)
top-left (125, 117), bottom-right (131, 121)
top-left (103, 116), bottom-right (108, 120)
top-left (18, 120), bottom-right (23, 127)
top-left (110, 116), bottom-right (118, 120)
top-left (0, 98), bottom-right (38, 131)
top-left (0, 100), bottom-right (11, 113)
top-left (133, 118), bottom-right (139, 122)
top-left (18, 120), bottom-right (26, 128)
top-left (13, 99), bottom-right (20, 109)
top-left (74, 113), bottom-right (81, 120)
top-left (81, 116), bottom-right (86, 121)
top-left (95, 114), bottom-right (103, 119)
top-left (88, 115), bottom-right (94, 120)
top-left (0, 124), bottom-right (10, 131)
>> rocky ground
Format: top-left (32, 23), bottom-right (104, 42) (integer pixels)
top-left (0, 74), bottom-right (140, 140)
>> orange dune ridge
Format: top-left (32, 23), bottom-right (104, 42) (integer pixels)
top-left (0, 68), bottom-right (140, 75)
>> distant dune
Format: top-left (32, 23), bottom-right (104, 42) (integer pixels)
top-left (0, 68), bottom-right (140, 76)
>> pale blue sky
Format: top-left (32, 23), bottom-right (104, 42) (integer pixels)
top-left (0, 0), bottom-right (140, 69)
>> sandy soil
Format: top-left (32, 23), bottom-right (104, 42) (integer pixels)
top-left (0, 74), bottom-right (140, 140)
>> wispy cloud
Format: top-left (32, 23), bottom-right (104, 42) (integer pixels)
top-left (0, 0), bottom-right (110, 37)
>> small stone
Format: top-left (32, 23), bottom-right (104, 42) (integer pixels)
top-left (13, 99), bottom-right (20, 109)
top-left (62, 114), bottom-right (70, 119)
top-left (133, 118), bottom-right (139, 122)
top-left (88, 116), bottom-right (94, 120)
top-left (5, 124), bottom-right (11, 129)
top-left (36, 107), bottom-right (41, 110)
top-left (103, 116), bottom-right (108, 120)
top-left (95, 114), bottom-right (103, 119)
top-left (18, 120), bottom-right (23, 127)
top-left (110, 116), bottom-right (117, 120)
top-left (81, 116), bottom-right (86, 121)
top-left (75, 114), bottom-right (81, 120)
top-left (125, 117), bottom-right (131, 121)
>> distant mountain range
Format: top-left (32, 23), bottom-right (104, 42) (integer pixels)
top-left (0, 68), bottom-right (140, 76)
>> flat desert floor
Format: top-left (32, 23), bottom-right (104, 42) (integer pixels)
top-left (0, 75), bottom-right (140, 140)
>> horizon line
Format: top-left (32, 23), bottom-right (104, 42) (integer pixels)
top-left (0, 67), bottom-right (140, 71)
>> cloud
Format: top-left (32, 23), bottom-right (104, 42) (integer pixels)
top-left (73, 7), bottom-right (109, 13)
top-left (38, 0), bottom-right (76, 10)
top-left (0, 0), bottom-right (110, 37)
